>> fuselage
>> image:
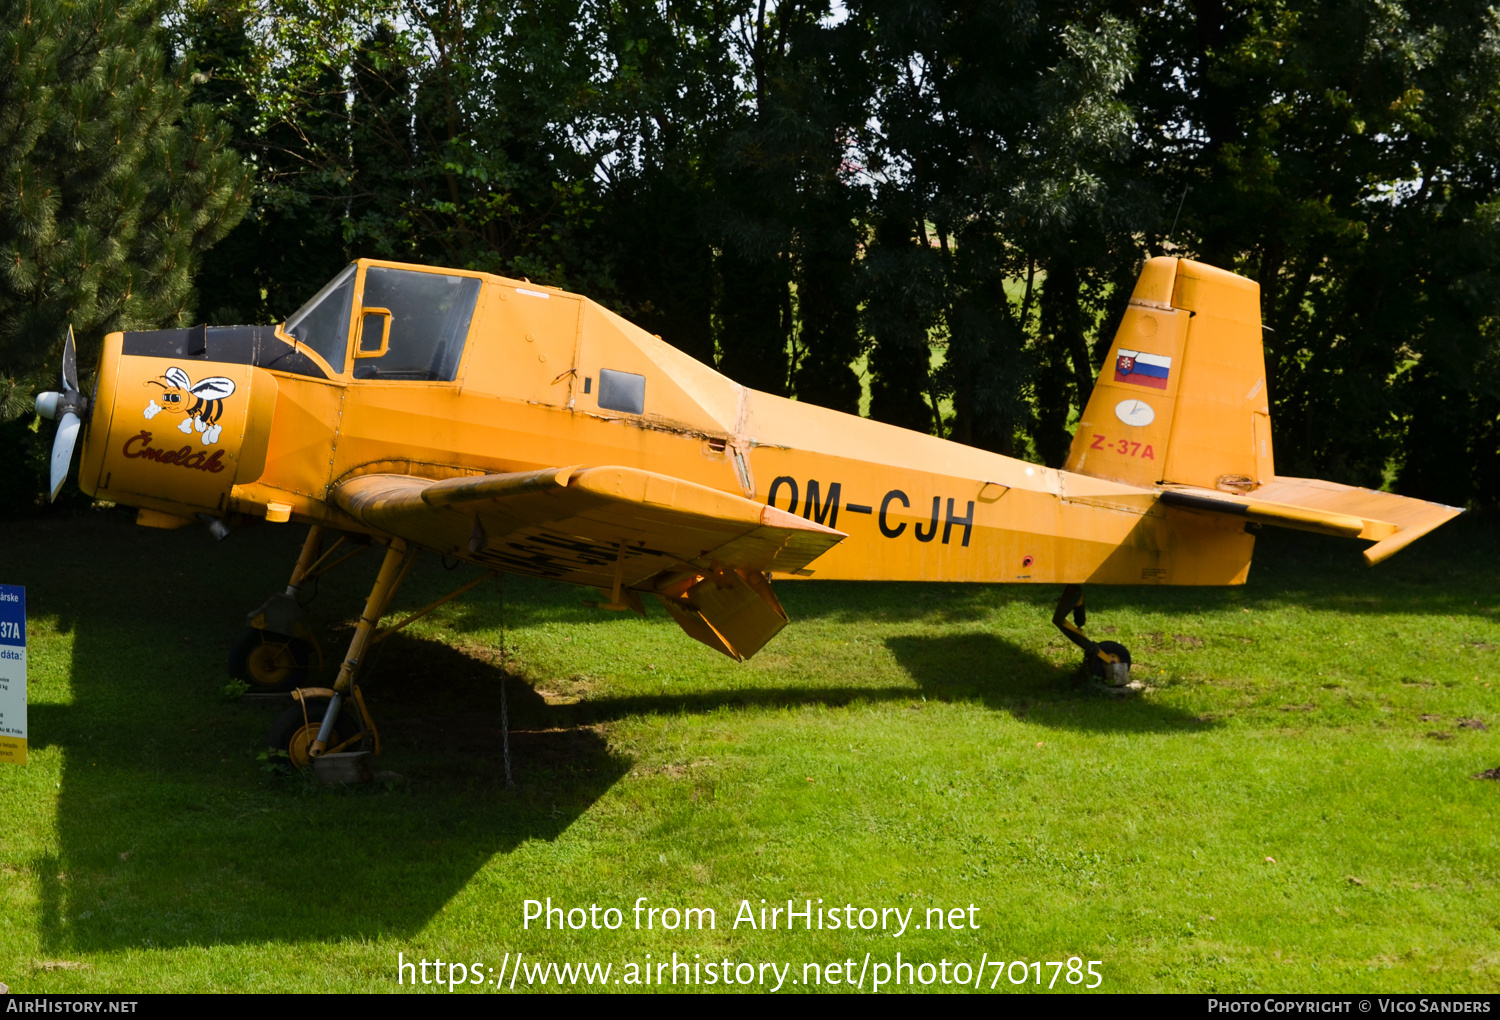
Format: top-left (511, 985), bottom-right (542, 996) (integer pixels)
top-left (75, 258), bottom-right (1254, 587)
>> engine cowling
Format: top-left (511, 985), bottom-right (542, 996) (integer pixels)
top-left (78, 332), bottom-right (278, 518)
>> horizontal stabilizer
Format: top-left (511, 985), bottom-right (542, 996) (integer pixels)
top-left (1158, 476), bottom-right (1462, 565)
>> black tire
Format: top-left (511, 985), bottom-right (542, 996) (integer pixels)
top-left (267, 699), bottom-right (359, 772)
top-left (1087, 640), bottom-right (1132, 684)
top-left (229, 628), bottom-right (312, 693)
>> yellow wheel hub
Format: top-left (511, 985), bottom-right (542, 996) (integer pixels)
top-left (286, 720), bottom-right (342, 769)
top-left (246, 639), bottom-right (298, 687)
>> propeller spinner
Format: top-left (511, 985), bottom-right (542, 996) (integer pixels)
top-left (33, 326), bottom-right (90, 502)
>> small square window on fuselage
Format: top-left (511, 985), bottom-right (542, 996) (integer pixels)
top-left (598, 369), bottom-right (646, 414)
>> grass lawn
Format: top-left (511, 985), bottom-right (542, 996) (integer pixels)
top-left (0, 508), bottom-right (1496, 993)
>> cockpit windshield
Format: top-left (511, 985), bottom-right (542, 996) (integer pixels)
top-left (284, 264), bottom-right (356, 371)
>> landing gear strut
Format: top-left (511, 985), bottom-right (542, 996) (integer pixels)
top-left (264, 533), bottom-right (499, 770)
top-left (232, 525), bottom-right (370, 690)
top-left (1052, 585), bottom-right (1132, 686)
top-left (267, 538), bottom-right (411, 765)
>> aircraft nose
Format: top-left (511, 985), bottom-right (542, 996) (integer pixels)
top-left (35, 391), bottom-right (61, 419)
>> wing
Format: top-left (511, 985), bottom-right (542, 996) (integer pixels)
top-left (1158, 476), bottom-right (1463, 565)
top-left (332, 465), bottom-right (847, 660)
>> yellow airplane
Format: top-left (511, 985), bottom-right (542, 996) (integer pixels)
top-left (35, 255), bottom-right (1461, 769)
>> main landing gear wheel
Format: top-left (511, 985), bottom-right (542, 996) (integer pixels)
top-left (230, 628), bottom-right (313, 693)
top-left (267, 699), bottom-right (358, 772)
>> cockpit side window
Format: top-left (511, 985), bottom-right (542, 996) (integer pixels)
top-left (284, 264), bottom-right (356, 372)
top-left (352, 268), bottom-right (482, 381)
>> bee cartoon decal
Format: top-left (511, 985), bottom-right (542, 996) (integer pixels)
top-left (142, 366), bottom-right (236, 445)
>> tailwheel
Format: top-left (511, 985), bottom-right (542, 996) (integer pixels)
top-left (1088, 641), bottom-right (1132, 687)
top-left (1052, 585), bottom-right (1132, 687)
top-left (230, 628), bottom-right (312, 693)
top-left (267, 697), bottom-right (360, 771)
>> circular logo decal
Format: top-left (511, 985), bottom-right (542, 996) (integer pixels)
top-left (1115, 399), bottom-right (1155, 427)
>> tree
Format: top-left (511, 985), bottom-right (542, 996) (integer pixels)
top-left (0, 0), bottom-right (250, 514)
top-left (856, 0), bottom-right (1139, 455)
top-left (1127, 0), bottom-right (1500, 503)
top-left (176, 0), bottom-right (1500, 508)
top-left (0, 0), bottom-right (250, 401)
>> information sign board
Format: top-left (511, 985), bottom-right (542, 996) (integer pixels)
top-left (0, 584), bottom-right (26, 764)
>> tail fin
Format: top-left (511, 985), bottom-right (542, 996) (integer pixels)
top-left (1066, 257), bottom-right (1463, 563)
top-left (1064, 257), bottom-right (1273, 492)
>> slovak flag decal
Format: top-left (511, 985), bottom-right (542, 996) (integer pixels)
top-left (1115, 349), bottom-right (1172, 390)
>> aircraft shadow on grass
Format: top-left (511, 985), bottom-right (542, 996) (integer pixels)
top-left (28, 621), bottom-right (1203, 955)
top-left (883, 632), bottom-right (1213, 733)
top-left (13, 518), bottom-right (608, 954)
top-left (19, 513), bottom-right (1492, 955)
top-left (27, 623), bottom-right (630, 954)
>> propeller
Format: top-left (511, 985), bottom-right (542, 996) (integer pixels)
top-left (33, 326), bottom-right (90, 502)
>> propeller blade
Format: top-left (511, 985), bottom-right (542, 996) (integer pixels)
top-left (61, 325), bottom-right (78, 393)
top-left (49, 410), bottom-right (80, 502)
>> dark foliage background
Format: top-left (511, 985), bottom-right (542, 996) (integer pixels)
top-left (4, 0), bottom-right (1498, 514)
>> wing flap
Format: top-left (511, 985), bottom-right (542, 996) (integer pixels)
top-left (422, 466), bottom-right (580, 506)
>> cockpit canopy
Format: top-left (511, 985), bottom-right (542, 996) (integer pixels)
top-left (284, 263), bottom-right (482, 380)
